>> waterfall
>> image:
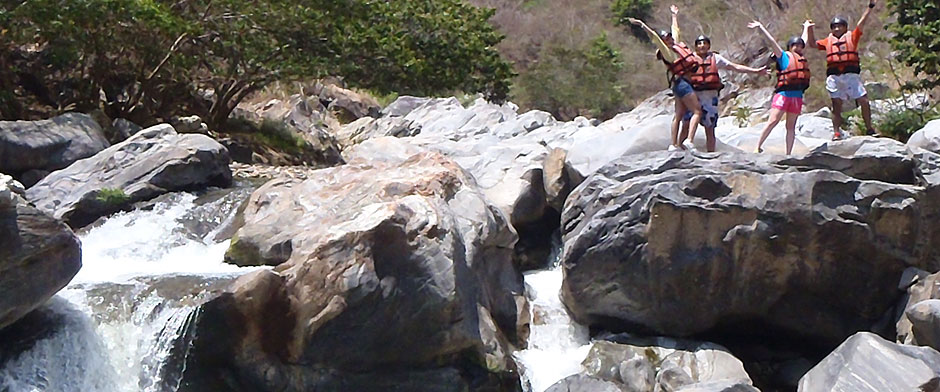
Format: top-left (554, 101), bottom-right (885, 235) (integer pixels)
top-left (513, 239), bottom-right (592, 392)
top-left (0, 190), bottom-right (260, 392)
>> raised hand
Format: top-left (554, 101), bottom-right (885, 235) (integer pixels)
top-left (748, 21), bottom-right (763, 29)
top-left (671, 5), bottom-right (679, 15)
top-left (626, 17), bottom-right (643, 26)
top-left (869, 0), bottom-right (878, 7)
top-left (803, 19), bottom-right (815, 28)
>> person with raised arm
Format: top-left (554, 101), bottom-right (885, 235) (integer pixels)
top-left (627, 7), bottom-right (703, 151)
top-left (750, 20), bottom-right (814, 155)
top-left (678, 32), bottom-right (769, 152)
top-left (808, 0), bottom-right (880, 139)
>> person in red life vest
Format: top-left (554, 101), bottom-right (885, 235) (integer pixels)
top-left (678, 34), bottom-right (769, 152)
top-left (750, 20), bottom-right (814, 155)
top-left (628, 8), bottom-right (704, 152)
top-left (806, 0), bottom-right (879, 140)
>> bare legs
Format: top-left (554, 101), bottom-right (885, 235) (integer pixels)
top-left (857, 95), bottom-right (876, 134)
top-left (672, 98), bottom-right (688, 148)
top-left (784, 111), bottom-right (797, 155)
top-left (830, 97), bottom-right (843, 138)
top-left (756, 108), bottom-right (785, 153)
top-left (755, 108), bottom-right (798, 155)
top-left (831, 95), bottom-right (877, 137)
top-left (704, 126), bottom-right (716, 152)
top-left (672, 92), bottom-right (702, 149)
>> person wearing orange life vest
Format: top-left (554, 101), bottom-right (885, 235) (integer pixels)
top-left (807, 0), bottom-right (879, 139)
top-left (750, 20), bottom-right (815, 155)
top-left (627, 7), bottom-right (704, 152)
top-left (678, 34), bottom-right (769, 152)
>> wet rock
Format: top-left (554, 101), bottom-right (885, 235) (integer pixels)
top-left (183, 145), bottom-right (525, 391)
top-left (581, 337), bottom-right (754, 392)
top-left (561, 151), bottom-right (940, 346)
top-left (798, 332), bottom-right (940, 392)
top-left (545, 374), bottom-right (627, 392)
top-left (0, 113), bottom-right (109, 185)
top-left (26, 124), bottom-right (232, 228)
top-left (0, 179), bottom-right (81, 330)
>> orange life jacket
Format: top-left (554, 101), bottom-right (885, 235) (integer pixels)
top-left (689, 53), bottom-right (724, 91)
top-left (660, 42), bottom-right (700, 79)
top-left (822, 32), bottom-right (861, 75)
top-left (775, 51), bottom-right (811, 92)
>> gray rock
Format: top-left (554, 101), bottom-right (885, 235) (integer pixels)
top-left (25, 124), bottom-right (232, 228)
top-left (112, 118), bottom-right (143, 141)
top-left (908, 118), bottom-right (940, 154)
top-left (186, 146), bottom-right (525, 390)
top-left (580, 337), bottom-right (753, 392)
top-left (382, 96), bottom-right (432, 117)
top-left (561, 151), bottom-right (940, 345)
top-left (0, 180), bottom-right (81, 330)
top-left (168, 115), bottom-right (208, 134)
top-left (780, 137), bottom-right (916, 183)
top-left (545, 374), bottom-right (627, 392)
top-left (675, 380), bottom-right (760, 392)
top-left (798, 332), bottom-right (940, 392)
top-left (0, 113), bottom-right (109, 181)
top-left (898, 269), bottom-right (940, 345)
top-left (907, 299), bottom-right (940, 352)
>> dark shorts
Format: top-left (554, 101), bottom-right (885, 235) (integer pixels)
top-left (672, 77), bottom-right (695, 98)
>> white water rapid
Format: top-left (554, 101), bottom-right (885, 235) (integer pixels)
top-left (513, 246), bottom-right (592, 392)
top-left (0, 191), bottom-right (260, 392)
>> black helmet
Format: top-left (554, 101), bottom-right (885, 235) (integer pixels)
top-left (658, 29), bottom-right (673, 39)
top-left (694, 35), bottom-right (711, 45)
top-left (830, 16), bottom-right (848, 28)
top-left (787, 36), bottom-right (805, 49)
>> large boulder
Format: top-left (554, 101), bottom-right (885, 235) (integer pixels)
top-left (897, 268), bottom-right (940, 349)
top-left (26, 124), bottom-right (232, 228)
top-left (908, 118), bottom-right (940, 154)
top-left (232, 94), bottom-right (345, 166)
top-left (0, 174), bottom-right (81, 330)
top-left (578, 337), bottom-right (755, 392)
top-left (183, 143), bottom-right (525, 391)
top-left (798, 332), bottom-right (940, 391)
top-left (0, 113), bottom-right (109, 186)
top-left (561, 150), bottom-right (940, 346)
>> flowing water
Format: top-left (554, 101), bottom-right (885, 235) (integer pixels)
top-left (0, 190), bottom-right (259, 392)
top-left (0, 186), bottom-right (590, 392)
top-left (513, 242), bottom-right (592, 392)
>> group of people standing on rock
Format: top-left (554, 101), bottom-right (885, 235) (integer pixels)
top-left (628, 0), bottom-right (879, 155)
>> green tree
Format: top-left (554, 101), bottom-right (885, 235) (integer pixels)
top-left (1, 0), bottom-right (513, 128)
top-left (513, 34), bottom-right (626, 120)
top-left (887, 0), bottom-right (940, 90)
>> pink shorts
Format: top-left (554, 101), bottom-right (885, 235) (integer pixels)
top-left (771, 93), bottom-right (803, 114)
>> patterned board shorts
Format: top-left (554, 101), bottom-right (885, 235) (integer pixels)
top-left (682, 90), bottom-right (720, 128)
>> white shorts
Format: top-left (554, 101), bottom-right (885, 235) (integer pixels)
top-left (682, 90), bottom-right (720, 129)
top-left (826, 73), bottom-right (868, 101)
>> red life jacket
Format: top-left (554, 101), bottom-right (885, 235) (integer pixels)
top-left (661, 42), bottom-right (700, 79)
top-left (775, 51), bottom-right (811, 92)
top-left (689, 53), bottom-right (724, 91)
top-left (822, 32), bottom-right (861, 75)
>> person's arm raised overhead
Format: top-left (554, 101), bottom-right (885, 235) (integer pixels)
top-left (748, 20), bottom-right (784, 58)
top-left (858, 0), bottom-right (877, 28)
top-left (628, 18), bottom-right (677, 62)
top-left (671, 5), bottom-right (681, 43)
top-left (802, 20), bottom-right (816, 47)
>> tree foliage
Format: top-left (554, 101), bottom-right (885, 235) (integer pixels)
top-left (513, 34), bottom-right (626, 120)
top-left (887, 0), bottom-right (940, 90)
top-left (1, 0), bottom-right (513, 127)
top-left (611, 0), bottom-right (653, 25)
